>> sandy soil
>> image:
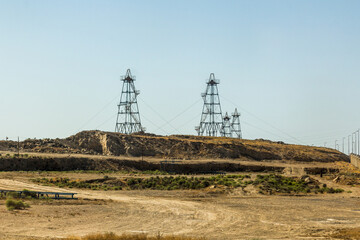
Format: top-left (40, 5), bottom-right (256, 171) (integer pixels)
top-left (0, 172), bottom-right (359, 240)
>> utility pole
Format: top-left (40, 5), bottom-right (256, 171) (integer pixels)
top-left (17, 137), bottom-right (20, 157)
top-left (115, 69), bottom-right (145, 134)
top-left (354, 132), bottom-right (358, 155)
top-left (358, 129), bottom-right (360, 155)
top-left (196, 73), bottom-right (223, 136)
top-left (335, 140), bottom-right (338, 151)
top-left (342, 137), bottom-right (345, 153)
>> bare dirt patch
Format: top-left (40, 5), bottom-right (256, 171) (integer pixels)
top-left (0, 171), bottom-right (359, 240)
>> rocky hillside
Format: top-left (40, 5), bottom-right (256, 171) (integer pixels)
top-left (0, 130), bottom-right (349, 162)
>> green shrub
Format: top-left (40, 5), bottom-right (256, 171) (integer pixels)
top-left (6, 192), bottom-right (20, 199)
top-left (22, 189), bottom-right (37, 198)
top-left (252, 174), bottom-right (344, 195)
top-left (5, 199), bottom-right (30, 211)
top-left (33, 174), bottom-right (345, 195)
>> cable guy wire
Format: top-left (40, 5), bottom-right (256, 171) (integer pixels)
top-left (221, 95), bottom-right (304, 145)
top-left (137, 96), bottom-right (181, 134)
top-left (153, 97), bottom-right (202, 134)
top-left (75, 94), bottom-right (119, 133)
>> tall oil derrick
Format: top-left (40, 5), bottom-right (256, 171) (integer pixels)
top-left (195, 73), bottom-right (224, 136)
top-left (115, 69), bottom-right (144, 134)
top-left (231, 108), bottom-right (242, 139)
top-left (221, 112), bottom-right (232, 137)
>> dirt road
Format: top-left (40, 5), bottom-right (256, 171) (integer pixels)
top-left (0, 173), bottom-right (359, 240)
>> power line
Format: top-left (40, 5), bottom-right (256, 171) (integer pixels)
top-left (138, 96), bottom-right (181, 134)
top-left (95, 113), bottom-right (117, 130)
top-left (154, 97), bottom-right (202, 134)
top-left (221, 95), bottom-right (304, 144)
top-left (177, 113), bottom-right (202, 133)
top-left (75, 94), bottom-right (119, 133)
top-left (140, 113), bottom-right (171, 135)
top-left (242, 120), bottom-right (294, 142)
top-left (165, 98), bottom-right (202, 126)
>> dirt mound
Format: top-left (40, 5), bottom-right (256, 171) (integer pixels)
top-left (0, 130), bottom-right (349, 162)
top-left (65, 131), bottom-right (348, 162)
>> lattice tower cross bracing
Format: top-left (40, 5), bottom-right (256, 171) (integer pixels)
top-left (231, 108), bottom-right (242, 139)
top-left (115, 69), bottom-right (144, 134)
top-left (221, 112), bottom-right (232, 137)
top-left (196, 73), bottom-right (224, 137)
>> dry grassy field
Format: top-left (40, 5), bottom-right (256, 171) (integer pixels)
top-left (0, 169), bottom-right (359, 240)
top-left (0, 134), bottom-right (358, 239)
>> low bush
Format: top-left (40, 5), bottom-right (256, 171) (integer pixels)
top-left (5, 199), bottom-right (30, 211)
top-left (253, 174), bottom-right (344, 195)
top-left (32, 174), bottom-right (252, 191)
top-left (32, 174), bottom-right (345, 195)
top-left (22, 189), bottom-right (37, 198)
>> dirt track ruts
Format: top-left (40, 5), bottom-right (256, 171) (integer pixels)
top-left (0, 174), bottom-right (360, 240)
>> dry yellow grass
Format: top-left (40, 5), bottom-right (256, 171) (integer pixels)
top-left (335, 161), bottom-right (360, 174)
top-left (61, 233), bottom-right (204, 240)
top-left (172, 134), bottom-right (347, 162)
top-left (331, 227), bottom-right (360, 239)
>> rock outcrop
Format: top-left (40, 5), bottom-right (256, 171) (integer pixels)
top-left (0, 130), bottom-right (350, 162)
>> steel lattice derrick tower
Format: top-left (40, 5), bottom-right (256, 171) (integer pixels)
top-left (195, 73), bottom-right (224, 136)
top-left (231, 108), bottom-right (242, 139)
top-left (221, 112), bottom-right (232, 137)
top-left (115, 69), bottom-right (144, 134)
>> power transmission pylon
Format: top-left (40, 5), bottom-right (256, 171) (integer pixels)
top-left (221, 112), bottom-right (232, 137)
top-left (195, 73), bottom-right (223, 136)
top-left (115, 69), bottom-right (145, 134)
top-left (231, 108), bottom-right (242, 139)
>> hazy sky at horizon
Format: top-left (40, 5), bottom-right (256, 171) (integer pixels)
top-left (1, 0), bottom-right (360, 149)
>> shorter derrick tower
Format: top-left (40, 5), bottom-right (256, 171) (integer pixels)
top-left (231, 108), bottom-right (242, 139)
top-left (221, 112), bottom-right (232, 137)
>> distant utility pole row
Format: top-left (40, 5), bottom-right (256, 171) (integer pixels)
top-left (330, 129), bottom-right (360, 155)
top-left (115, 69), bottom-right (242, 139)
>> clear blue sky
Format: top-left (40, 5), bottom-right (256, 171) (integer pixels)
top-left (1, 0), bottom-right (360, 149)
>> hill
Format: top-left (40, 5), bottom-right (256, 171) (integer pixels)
top-left (0, 130), bottom-right (349, 163)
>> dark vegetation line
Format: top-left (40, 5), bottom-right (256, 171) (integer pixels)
top-left (32, 174), bottom-right (344, 195)
top-left (0, 154), bottom-right (288, 173)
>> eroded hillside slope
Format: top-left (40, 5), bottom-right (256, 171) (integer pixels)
top-left (0, 130), bottom-right (349, 163)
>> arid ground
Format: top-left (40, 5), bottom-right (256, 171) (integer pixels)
top-left (0, 169), bottom-right (359, 240)
top-left (0, 133), bottom-right (359, 239)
